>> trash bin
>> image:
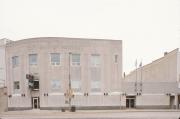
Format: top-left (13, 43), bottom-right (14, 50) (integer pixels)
top-left (71, 106), bottom-right (76, 112)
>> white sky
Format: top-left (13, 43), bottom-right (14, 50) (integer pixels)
top-left (0, 0), bottom-right (180, 73)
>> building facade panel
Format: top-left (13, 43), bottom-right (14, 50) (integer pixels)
top-left (0, 38), bottom-right (11, 88)
top-left (136, 95), bottom-right (170, 109)
top-left (178, 52), bottom-right (180, 87)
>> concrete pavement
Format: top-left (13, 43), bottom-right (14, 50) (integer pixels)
top-left (0, 109), bottom-right (180, 119)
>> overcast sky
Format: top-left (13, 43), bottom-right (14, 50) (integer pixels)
top-left (0, 0), bottom-right (180, 73)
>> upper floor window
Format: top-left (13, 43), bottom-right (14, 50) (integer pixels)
top-left (29, 54), bottom-right (37, 65)
top-left (114, 55), bottom-right (118, 63)
top-left (33, 80), bottom-right (39, 90)
top-left (51, 53), bottom-right (60, 65)
top-left (12, 56), bottom-right (19, 68)
top-left (91, 54), bottom-right (100, 67)
top-left (71, 54), bottom-right (80, 66)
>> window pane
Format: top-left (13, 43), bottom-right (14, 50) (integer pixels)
top-left (14, 81), bottom-right (20, 89)
top-left (12, 56), bottom-right (19, 67)
top-left (71, 54), bottom-right (80, 66)
top-left (51, 80), bottom-right (60, 90)
top-left (51, 53), bottom-right (60, 65)
top-left (33, 80), bottom-right (39, 90)
top-left (91, 54), bottom-right (100, 66)
top-left (71, 80), bottom-right (81, 92)
top-left (29, 54), bottom-right (37, 65)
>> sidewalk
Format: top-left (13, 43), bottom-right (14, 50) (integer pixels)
top-left (1, 109), bottom-right (180, 115)
top-left (0, 109), bottom-right (180, 119)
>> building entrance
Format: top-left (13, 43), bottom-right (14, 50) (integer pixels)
top-left (170, 96), bottom-right (175, 109)
top-left (126, 96), bottom-right (136, 108)
top-left (178, 95), bottom-right (180, 109)
top-left (32, 97), bottom-right (39, 109)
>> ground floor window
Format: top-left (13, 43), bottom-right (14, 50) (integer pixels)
top-left (71, 80), bottom-right (81, 92)
top-left (91, 80), bottom-right (101, 92)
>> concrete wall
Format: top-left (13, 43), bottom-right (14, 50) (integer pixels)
top-left (123, 49), bottom-right (180, 109)
top-left (0, 40), bottom-right (6, 88)
top-left (177, 52), bottom-right (180, 88)
top-left (123, 49), bottom-right (179, 94)
top-left (0, 87), bottom-right (8, 112)
top-left (6, 37), bottom-right (123, 110)
top-left (0, 38), bottom-right (11, 88)
top-left (136, 95), bottom-right (169, 109)
top-left (123, 82), bottom-right (180, 94)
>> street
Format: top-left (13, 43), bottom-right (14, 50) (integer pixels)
top-left (0, 110), bottom-right (180, 119)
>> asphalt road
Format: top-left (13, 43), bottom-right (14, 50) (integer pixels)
top-left (0, 110), bottom-right (180, 119)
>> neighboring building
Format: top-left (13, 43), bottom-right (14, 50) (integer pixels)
top-left (0, 38), bottom-right (11, 88)
top-left (123, 49), bottom-right (180, 109)
top-left (6, 37), bottom-right (123, 110)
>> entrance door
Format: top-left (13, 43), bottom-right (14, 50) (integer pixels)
top-left (126, 96), bottom-right (136, 108)
top-left (170, 96), bottom-right (175, 109)
top-left (32, 97), bottom-right (39, 109)
top-left (178, 95), bottom-right (180, 109)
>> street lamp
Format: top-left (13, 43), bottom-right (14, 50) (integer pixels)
top-left (68, 52), bottom-right (71, 109)
top-left (66, 52), bottom-right (75, 111)
top-left (135, 59), bottom-right (138, 93)
top-left (139, 61), bottom-right (143, 93)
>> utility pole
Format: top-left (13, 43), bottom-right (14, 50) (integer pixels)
top-left (135, 59), bottom-right (138, 93)
top-left (139, 61), bottom-right (143, 93)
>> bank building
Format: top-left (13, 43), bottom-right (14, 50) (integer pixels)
top-left (0, 37), bottom-right (180, 111)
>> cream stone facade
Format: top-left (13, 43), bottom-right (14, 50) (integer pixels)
top-left (0, 38), bottom-right (11, 88)
top-left (6, 37), bottom-right (124, 110)
top-left (123, 49), bottom-right (180, 109)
